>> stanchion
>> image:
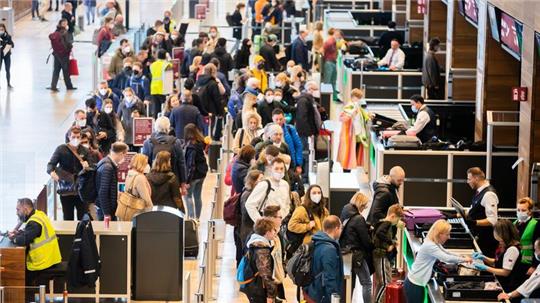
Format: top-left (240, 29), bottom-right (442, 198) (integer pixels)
top-left (308, 135), bottom-right (315, 177)
top-left (0, 286), bottom-right (4, 303)
top-left (183, 272), bottom-right (191, 303)
top-left (205, 220), bottom-right (216, 300)
top-left (195, 241), bottom-right (207, 303)
top-left (39, 285), bottom-right (46, 303)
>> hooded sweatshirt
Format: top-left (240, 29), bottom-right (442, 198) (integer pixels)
top-left (250, 55), bottom-right (268, 92)
top-left (246, 233), bottom-right (277, 299)
top-left (366, 175), bottom-right (399, 224)
top-left (146, 171), bottom-right (181, 209)
top-left (212, 46), bottom-right (233, 74)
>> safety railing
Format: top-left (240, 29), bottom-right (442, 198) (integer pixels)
top-left (0, 285), bottom-right (46, 303)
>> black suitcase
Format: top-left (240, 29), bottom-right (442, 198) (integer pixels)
top-left (184, 219), bottom-right (199, 258)
top-left (208, 141), bottom-right (221, 171)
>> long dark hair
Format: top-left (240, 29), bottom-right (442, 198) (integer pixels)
top-left (240, 39), bottom-right (251, 53)
top-left (494, 219), bottom-right (520, 248)
top-left (184, 123), bottom-right (205, 144)
top-left (0, 23), bottom-right (8, 35)
top-left (303, 184), bottom-right (326, 218)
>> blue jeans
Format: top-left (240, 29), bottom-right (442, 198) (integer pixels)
top-left (185, 178), bottom-right (204, 219)
top-left (31, 0), bottom-right (39, 18)
top-left (404, 278), bottom-right (425, 303)
top-left (352, 259), bottom-right (372, 303)
top-left (85, 5), bottom-right (96, 23)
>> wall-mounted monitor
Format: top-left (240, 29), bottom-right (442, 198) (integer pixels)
top-left (500, 12), bottom-right (523, 60)
top-left (457, 0), bottom-right (465, 16)
top-left (463, 0), bottom-right (479, 26)
top-left (488, 4), bottom-right (500, 42)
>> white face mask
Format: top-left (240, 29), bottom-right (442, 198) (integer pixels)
top-left (82, 143), bottom-right (90, 149)
top-left (124, 96), bottom-right (133, 103)
top-left (311, 194), bottom-right (322, 204)
top-left (257, 93), bottom-right (265, 102)
top-left (210, 32), bottom-right (217, 38)
top-left (535, 252), bottom-right (540, 262)
top-left (171, 35), bottom-right (178, 40)
top-left (272, 171), bottom-right (284, 181)
top-left (411, 105), bottom-right (418, 113)
top-left (69, 138), bottom-right (80, 147)
top-left (287, 67), bottom-right (293, 74)
top-left (265, 96), bottom-right (274, 103)
top-left (275, 81), bottom-right (282, 88)
top-left (104, 107), bottom-right (113, 114)
top-left (76, 119), bottom-right (87, 127)
top-left (311, 90), bottom-right (321, 98)
top-left (122, 46), bottom-right (131, 54)
top-left (517, 210), bottom-right (530, 223)
top-left (274, 96), bottom-right (282, 102)
top-left (99, 88), bottom-right (108, 96)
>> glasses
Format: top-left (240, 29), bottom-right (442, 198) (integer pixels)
top-left (273, 216), bottom-right (282, 219)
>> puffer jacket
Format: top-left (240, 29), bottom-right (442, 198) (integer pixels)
top-left (281, 124), bottom-right (303, 168)
top-left (147, 171), bottom-right (182, 210)
top-left (95, 156), bottom-right (118, 217)
top-left (212, 46), bottom-right (233, 74)
top-left (305, 231), bottom-right (344, 303)
top-left (339, 203), bottom-right (374, 255)
top-left (246, 233), bottom-right (277, 300)
top-left (366, 175), bottom-right (399, 224)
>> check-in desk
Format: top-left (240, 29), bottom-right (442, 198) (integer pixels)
top-left (325, 10), bottom-right (404, 42)
top-left (0, 240), bottom-right (25, 303)
top-left (369, 133), bottom-right (518, 208)
top-left (52, 221), bottom-right (132, 300)
top-left (346, 68), bottom-right (424, 100)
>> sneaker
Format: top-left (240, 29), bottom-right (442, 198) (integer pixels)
top-left (47, 7), bottom-right (52, 11)
top-left (66, 87), bottom-right (77, 90)
top-left (40, 17), bottom-right (47, 22)
top-left (46, 87), bottom-right (59, 92)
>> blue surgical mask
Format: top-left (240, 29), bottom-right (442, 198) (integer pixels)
top-left (535, 252), bottom-right (540, 262)
top-left (411, 105), bottom-right (418, 113)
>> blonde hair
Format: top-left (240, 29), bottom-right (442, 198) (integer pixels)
top-left (351, 88), bottom-right (364, 99)
top-left (275, 72), bottom-right (290, 84)
top-left (426, 219), bottom-right (451, 243)
top-left (190, 56), bottom-right (202, 72)
top-left (129, 154), bottom-right (149, 173)
top-left (152, 151), bottom-right (172, 173)
top-left (518, 197), bottom-right (535, 211)
top-left (350, 191), bottom-right (369, 210)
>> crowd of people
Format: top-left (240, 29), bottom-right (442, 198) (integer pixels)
top-left (6, 1), bottom-right (540, 303)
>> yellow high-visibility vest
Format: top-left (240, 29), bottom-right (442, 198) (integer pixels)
top-left (150, 59), bottom-right (171, 95)
top-left (26, 210), bottom-right (62, 271)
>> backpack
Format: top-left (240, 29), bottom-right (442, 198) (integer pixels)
top-left (223, 190), bottom-right (241, 226)
top-left (151, 136), bottom-right (177, 162)
top-left (237, 246), bottom-right (271, 294)
top-left (78, 165), bottom-right (97, 203)
top-left (281, 205), bottom-right (313, 260)
top-left (49, 31), bottom-right (67, 55)
top-left (285, 242), bottom-right (316, 287)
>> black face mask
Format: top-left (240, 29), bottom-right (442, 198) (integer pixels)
top-left (124, 66), bottom-right (132, 75)
top-left (133, 70), bottom-right (140, 76)
top-left (257, 63), bottom-right (265, 69)
top-left (18, 212), bottom-right (27, 222)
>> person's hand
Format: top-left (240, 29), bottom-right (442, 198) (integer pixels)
top-left (7, 231), bottom-right (17, 240)
top-left (527, 267), bottom-right (535, 276)
top-left (295, 166), bottom-right (302, 175)
top-left (473, 263), bottom-right (488, 271)
top-left (308, 221), bottom-right (315, 229)
top-left (387, 245), bottom-right (395, 252)
top-left (181, 183), bottom-right (188, 196)
top-left (143, 100), bottom-right (151, 106)
top-left (97, 131), bottom-right (107, 139)
top-left (81, 161), bottom-right (89, 169)
top-left (50, 171), bottom-right (60, 182)
top-left (396, 220), bottom-right (406, 229)
top-left (497, 292), bottom-right (510, 301)
top-left (389, 66), bottom-right (397, 71)
top-left (266, 298), bottom-right (274, 303)
top-left (472, 252), bottom-right (485, 260)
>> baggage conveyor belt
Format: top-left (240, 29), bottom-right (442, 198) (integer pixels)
top-left (366, 103), bottom-right (407, 123)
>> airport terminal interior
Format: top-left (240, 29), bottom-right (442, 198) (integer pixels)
top-left (1, 0), bottom-right (540, 302)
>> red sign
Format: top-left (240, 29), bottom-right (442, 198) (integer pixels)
top-left (172, 47), bottom-right (184, 61)
top-left (512, 87), bottom-right (528, 102)
top-left (117, 152), bottom-right (136, 183)
top-left (172, 59), bottom-right (180, 80)
top-left (501, 12), bottom-right (521, 55)
top-left (417, 0), bottom-right (426, 14)
top-left (195, 4), bottom-right (206, 20)
top-left (133, 117), bottom-right (154, 146)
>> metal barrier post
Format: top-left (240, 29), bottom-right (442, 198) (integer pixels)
top-left (183, 272), bottom-right (191, 303)
top-left (0, 286), bottom-right (4, 303)
top-left (39, 285), bottom-right (46, 303)
top-left (308, 136), bottom-right (315, 178)
top-left (204, 220), bottom-right (215, 301)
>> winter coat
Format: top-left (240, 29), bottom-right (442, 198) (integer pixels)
top-left (147, 171), bottom-right (182, 210)
top-left (259, 43), bottom-right (280, 71)
top-left (169, 102), bottom-right (205, 139)
top-left (305, 231), bottom-right (344, 303)
top-left (246, 233), bottom-right (277, 299)
top-left (141, 131), bottom-right (187, 184)
top-left (288, 203), bottom-right (329, 244)
top-left (257, 100), bottom-right (282, 126)
top-left (250, 55), bottom-right (268, 92)
top-left (255, 140), bottom-right (290, 158)
top-left (109, 48), bottom-right (136, 78)
top-left (234, 47), bottom-right (250, 69)
top-left (184, 141), bottom-right (208, 182)
top-left (366, 175), bottom-right (399, 224)
top-left (339, 203), bottom-right (374, 255)
top-left (372, 220), bottom-right (395, 258)
top-left (295, 92), bottom-right (319, 137)
top-left (67, 216), bottom-right (101, 288)
top-left (291, 36), bottom-right (309, 70)
top-left (195, 74), bottom-right (224, 116)
top-left (212, 46), bottom-right (233, 75)
top-left (124, 170), bottom-right (153, 210)
top-left (231, 159), bottom-right (251, 194)
top-left (281, 123), bottom-right (303, 168)
top-left (86, 110), bottom-right (115, 153)
top-left (116, 97), bottom-right (146, 145)
top-left (232, 127), bottom-right (263, 154)
top-left (92, 89), bottom-right (120, 111)
top-left (95, 156), bottom-right (118, 217)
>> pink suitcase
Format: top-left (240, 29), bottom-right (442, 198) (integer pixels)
top-left (403, 209), bottom-right (444, 230)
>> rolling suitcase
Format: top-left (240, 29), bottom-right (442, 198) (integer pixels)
top-left (385, 280), bottom-right (406, 303)
top-left (403, 209), bottom-right (444, 230)
top-left (184, 219), bottom-right (199, 258)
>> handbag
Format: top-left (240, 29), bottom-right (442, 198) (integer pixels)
top-left (116, 174), bottom-right (147, 221)
top-left (57, 145), bottom-right (83, 196)
top-left (69, 52), bottom-right (79, 76)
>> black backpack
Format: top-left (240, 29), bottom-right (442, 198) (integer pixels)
top-left (281, 205), bottom-right (314, 260)
top-left (285, 242), bottom-right (316, 287)
top-left (78, 165), bottom-right (97, 203)
top-left (151, 136), bottom-right (177, 161)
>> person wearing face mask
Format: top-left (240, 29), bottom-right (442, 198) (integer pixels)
top-left (206, 26), bottom-right (220, 54)
top-left (273, 73), bottom-right (298, 121)
top-left (295, 80), bottom-right (321, 179)
top-left (61, 3), bottom-right (76, 34)
top-left (255, 123), bottom-right (291, 159)
top-left (117, 87), bottom-right (146, 148)
top-left (472, 219), bottom-right (529, 296)
top-left (168, 30), bottom-right (184, 50)
top-left (81, 130), bottom-right (103, 166)
top-left (162, 10), bottom-right (177, 34)
top-left (367, 166), bottom-right (405, 224)
top-left (234, 39), bottom-right (252, 70)
top-left (291, 29), bottom-right (310, 71)
top-left (339, 192), bottom-right (375, 303)
top-left (246, 157), bottom-right (292, 223)
top-left (128, 62), bottom-right (151, 102)
top-left (498, 238), bottom-right (540, 302)
top-left (407, 94), bottom-right (436, 143)
top-left (288, 184), bottom-right (329, 248)
top-left (514, 197), bottom-right (540, 274)
top-left (93, 80), bottom-right (120, 111)
top-left (271, 108), bottom-right (303, 174)
top-left (227, 73), bottom-right (249, 120)
top-left (259, 34), bottom-right (281, 72)
top-left (97, 17), bottom-right (115, 58)
top-left (257, 88), bottom-right (282, 125)
top-left (47, 127), bottom-right (92, 220)
top-left (85, 98), bottom-right (115, 154)
top-left (403, 220), bottom-right (472, 303)
top-left (422, 38), bottom-right (443, 100)
top-left (233, 112), bottom-right (263, 154)
top-left (8, 198), bottom-right (62, 296)
top-left (95, 142), bottom-right (129, 221)
top-left (250, 55), bottom-right (269, 92)
top-left (211, 38), bottom-right (233, 75)
top-left (64, 109), bottom-right (96, 144)
top-left (111, 57), bottom-right (134, 92)
top-left (0, 24), bottom-right (13, 88)
top-left (48, 19), bottom-right (75, 92)
top-left (109, 39), bottom-right (136, 78)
